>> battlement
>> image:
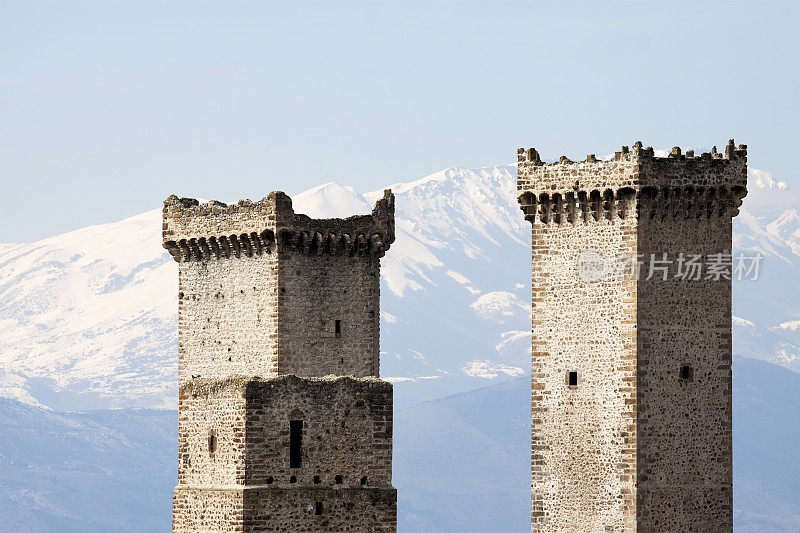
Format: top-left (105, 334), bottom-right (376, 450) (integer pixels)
top-left (163, 190), bottom-right (395, 261)
top-left (518, 139), bottom-right (746, 165)
top-left (517, 140), bottom-right (747, 224)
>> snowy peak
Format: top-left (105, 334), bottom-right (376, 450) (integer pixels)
top-left (749, 168), bottom-right (789, 190)
top-left (368, 166), bottom-right (525, 249)
top-left (365, 165), bottom-right (527, 297)
top-left (766, 209), bottom-right (800, 256)
top-left (291, 182), bottom-right (373, 219)
top-left (741, 168), bottom-right (799, 219)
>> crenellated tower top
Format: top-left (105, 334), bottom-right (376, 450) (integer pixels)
top-left (162, 189), bottom-right (395, 262)
top-left (517, 140), bottom-right (747, 224)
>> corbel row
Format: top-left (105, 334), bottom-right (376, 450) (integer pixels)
top-left (279, 230), bottom-right (391, 257)
top-left (164, 231), bottom-right (275, 262)
top-left (518, 188), bottom-right (637, 225)
top-left (518, 186), bottom-right (747, 225)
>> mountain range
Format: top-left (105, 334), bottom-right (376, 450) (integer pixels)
top-left (2, 161), bottom-right (798, 411)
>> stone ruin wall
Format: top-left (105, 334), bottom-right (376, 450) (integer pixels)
top-left (173, 486), bottom-right (396, 533)
top-left (173, 486), bottom-right (243, 532)
top-left (240, 487), bottom-right (397, 532)
top-left (530, 217), bottom-right (639, 530)
top-left (174, 376), bottom-right (394, 532)
top-left (177, 378), bottom-right (247, 488)
top-left (242, 375), bottom-right (393, 487)
top-left (518, 140), bottom-right (746, 532)
top-left (175, 238), bottom-right (382, 383)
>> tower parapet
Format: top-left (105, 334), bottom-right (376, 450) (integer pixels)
top-left (163, 190), bottom-right (394, 262)
top-left (517, 140), bottom-right (747, 225)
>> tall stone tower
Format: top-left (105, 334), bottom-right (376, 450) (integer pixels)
top-left (517, 141), bottom-right (747, 532)
top-left (163, 190), bottom-right (397, 532)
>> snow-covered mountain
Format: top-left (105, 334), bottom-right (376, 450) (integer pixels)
top-left (0, 209), bottom-right (176, 410)
top-left (1, 164), bottom-right (798, 410)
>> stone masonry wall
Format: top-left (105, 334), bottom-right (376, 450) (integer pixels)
top-left (243, 487), bottom-right (397, 532)
top-left (636, 200), bottom-right (734, 531)
top-left (176, 376), bottom-right (392, 489)
top-left (173, 486), bottom-right (396, 533)
top-left (178, 254), bottom-right (279, 383)
top-left (173, 376), bottom-right (393, 531)
top-left (244, 376), bottom-right (392, 487)
top-left (177, 378), bottom-right (247, 487)
top-left (162, 194), bottom-right (282, 246)
top-left (173, 486), bottom-right (244, 533)
top-left (517, 140), bottom-right (747, 196)
top-left (278, 252), bottom-right (380, 377)
top-left (529, 217), bottom-right (638, 531)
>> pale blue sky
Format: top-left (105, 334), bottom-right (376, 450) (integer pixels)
top-left (1, 1), bottom-right (798, 241)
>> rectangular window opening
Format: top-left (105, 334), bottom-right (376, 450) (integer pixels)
top-left (315, 501), bottom-right (323, 515)
top-left (680, 365), bottom-right (694, 381)
top-left (290, 420), bottom-right (303, 468)
top-left (568, 371), bottom-right (578, 387)
top-left (334, 319), bottom-right (342, 338)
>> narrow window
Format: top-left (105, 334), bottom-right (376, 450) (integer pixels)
top-left (680, 365), bottom-right (694, 381)
top-left (290, 420), bottom-right (303, 468)
top-left (334, 320), bottom-right (342, 338)
top-left (266, 476), bottom-right (273, 485)
top-left (360, 476), bottom-right (367, 486)
top-left (335, 474), bottom-right (343, 485)
top-left (313, 475), bottom-right (321, 484)
top-left (290, 475), bottom-right (297, 483)
top-left (568, 371), bottom-right (578, 387)
top-left (315, 501), bottom-right (323, 516)
top-left (208, 431), bottom-right (217, 454)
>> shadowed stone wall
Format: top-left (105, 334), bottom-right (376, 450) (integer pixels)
top-left (636, 200), bottom-right (734, 530)
top-left (277, 252), bottom-right (381, 377)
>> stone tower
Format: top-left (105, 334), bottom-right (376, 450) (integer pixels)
top-left (163, 190), bottom-right (397, 532)
top-left (517, 141), bottom-right (747, 532)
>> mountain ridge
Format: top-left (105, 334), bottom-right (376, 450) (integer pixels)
top-left (1, 163), bottom-right (798, 410)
